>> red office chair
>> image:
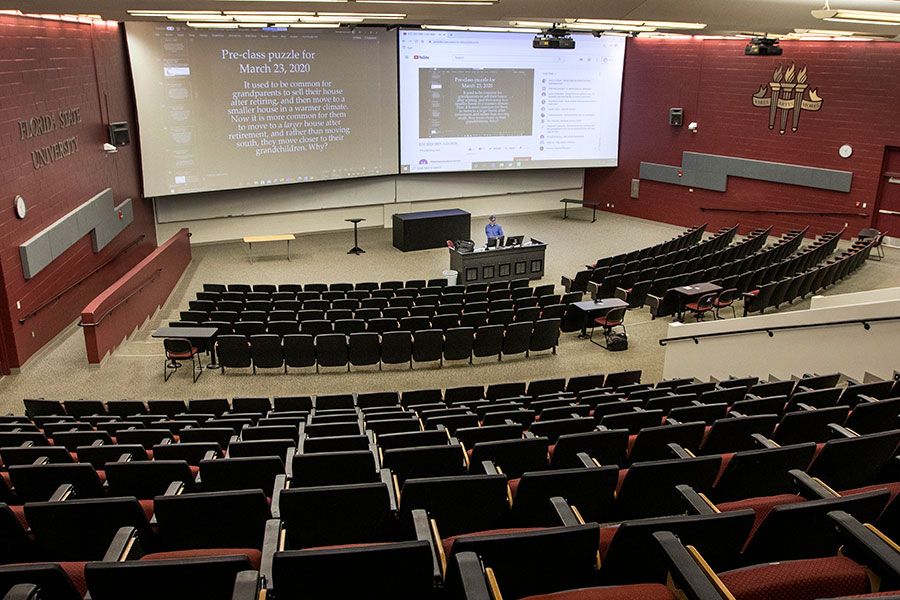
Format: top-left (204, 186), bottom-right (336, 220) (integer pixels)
top-left (685, 292), bottom-right (717, 321)
top-left (164, 338), bottom-right (202, 382)
top-left (590, 306), bottom-right (627, 349)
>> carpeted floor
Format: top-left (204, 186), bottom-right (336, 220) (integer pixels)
top-left (0, 209), bottom-right (897, 414)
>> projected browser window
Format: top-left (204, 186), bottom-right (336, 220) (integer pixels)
top-left (399, 30), bottom-right (625, 175)
top-left (126, 23), bottom-right (398, 197)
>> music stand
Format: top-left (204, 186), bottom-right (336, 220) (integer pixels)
top-left (346, 218), bottom-right (366, 255)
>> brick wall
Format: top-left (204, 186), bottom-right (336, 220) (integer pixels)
top-left (0, 14), bottom-right (156, 372)
top-left (585, 38), bottom-right (900, 238)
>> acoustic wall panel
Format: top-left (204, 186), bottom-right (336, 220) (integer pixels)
top-left (640, 152), bottom-right (852, 193)
top-left (19, 188), bottom-right (134, 280)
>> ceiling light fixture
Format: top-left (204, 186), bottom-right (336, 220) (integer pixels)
top-left (811, 2), bottom-right (900, 25)
top-left (569, 18), bottom-right (706, 31)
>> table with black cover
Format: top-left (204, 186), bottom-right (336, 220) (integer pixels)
top-left (392, 209), bottom-right (471, 252)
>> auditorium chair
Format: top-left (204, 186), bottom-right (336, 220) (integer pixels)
top-left (199, 456), bottom-right (286, 498)
top-left (266, 529), bottom-right (439, 599)
top-left (382, 444), bottom-right (468, 486)
top-left (381, 330), bottom-right (413, 369)
top-left (657, 511), bottom-right (900, 600)
top-left (446, 524), bottom-right (603, 600)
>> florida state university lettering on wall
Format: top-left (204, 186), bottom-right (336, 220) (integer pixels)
top-left (751, 64), bottom-right (823, 134)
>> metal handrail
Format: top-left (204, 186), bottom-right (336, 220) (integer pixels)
top-left (18, 235), bottom-right (146, 325)
top-left (658, 315), bottom-right (900, 346)
top-left (78, 269), bottom-right (163, 327)
top-left (700, 207), bottom-right (868, 218)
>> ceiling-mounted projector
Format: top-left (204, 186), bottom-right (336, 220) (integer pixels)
top-left (745, 36), bottom-right (782, 55)
top-left (534, 27), bottom-right (575, 49)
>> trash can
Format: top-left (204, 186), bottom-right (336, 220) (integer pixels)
top-left (443, 269), bottom-right (458, 286)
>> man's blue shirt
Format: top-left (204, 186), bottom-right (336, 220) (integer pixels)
top-left (485, 223), bottom-right (504, 238)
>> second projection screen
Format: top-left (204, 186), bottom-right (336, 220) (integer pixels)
top-left (399, 30), bottom-right (625, 174)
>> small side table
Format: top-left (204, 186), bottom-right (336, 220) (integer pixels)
top-left (346, 218), bottom-right (366, 255)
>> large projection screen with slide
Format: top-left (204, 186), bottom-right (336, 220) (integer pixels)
top-left (399, 30), bottom-right (625, 175)
top-left (126, 24), bottom-right (398, 197)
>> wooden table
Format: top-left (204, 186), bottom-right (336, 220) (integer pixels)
top-left (561, 199), bottom-right (603, 223)
top-left (571, 297), bottom-right (628, 338)
top-left (243, 234), bottom-right (295, 262)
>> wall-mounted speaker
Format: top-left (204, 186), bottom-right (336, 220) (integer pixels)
top-left (108, 122), bottom-right (130, 147)
top-left (669, 108), bottom-right (683, 127)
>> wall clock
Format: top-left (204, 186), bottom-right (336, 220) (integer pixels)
top-left (14, 195), bottom-right (26, 219)
top-left (839, 144), bottom-right (853, 159)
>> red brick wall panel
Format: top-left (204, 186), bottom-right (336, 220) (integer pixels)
top-left (587, 39), bottom-right (900, 239)
top-left (0, 15), bottom-right (156, 371)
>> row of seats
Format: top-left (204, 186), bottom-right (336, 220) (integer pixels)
top-left (175, 299), bottom-right (572, 331)
top-left (562, 223), bottom-right (711, 293)
top-left (207, 318), bottom-right (561, 375)
top-left (646, 233), bottom-right (870, 320)
top-left (592, 226), bottom-right (826, 312)
top-left (563, 224), bottom-right (739, 295)
top-left (5, 368), bottom-right (900, 598)
top-left (196, 277), bottom-right (546, 306)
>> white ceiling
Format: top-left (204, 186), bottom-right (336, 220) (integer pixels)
top-left (13, 0), bottom-right (900, 38)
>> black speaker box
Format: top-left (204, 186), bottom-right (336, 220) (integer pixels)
top-left (669, 108), bottom-right (683, 127)
top-left (108, 122), bottom-right (130, 147)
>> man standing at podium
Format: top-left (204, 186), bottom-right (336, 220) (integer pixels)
top-left (485, 215), bottom-right (504, 242)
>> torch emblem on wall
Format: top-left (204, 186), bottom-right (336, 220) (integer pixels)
top-left (752, 64), bottom-right (823, 134)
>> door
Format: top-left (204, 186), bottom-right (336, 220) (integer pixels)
top-left (874, 147), bottom-right (900, 247)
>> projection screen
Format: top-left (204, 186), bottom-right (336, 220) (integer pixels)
top-left (126, 23), bottom-right (398, 197)
top-left (398, 30), bottom-right (625, 175)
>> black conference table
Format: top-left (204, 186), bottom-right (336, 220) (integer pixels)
top-left (153, 326), bottom-right (219, 368)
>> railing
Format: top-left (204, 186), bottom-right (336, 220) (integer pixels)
top-left (78, 269), bottom-right (163, 327)
top-left (700, 207), bottom-right (868, 218)
top-left (18, 235), bottom-right (146, 325)
top-left (659, 315), bottom-right (900, 346)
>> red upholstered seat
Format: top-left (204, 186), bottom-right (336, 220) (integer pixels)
top-left (10, 504), bottom-right (28, 530)
top-left (509, 478), bottom-right (521, 499)
top-left (842, 481), bottom-right (900, 504)
top-left (1, 471), bottom-right (11, 487)
top-left (166, 347), bottom-right (198, 359)
top-left (593, 314), bottom-right (622, 328)
top-left (813, 443), bottom-right (825, 460)
top-left (718, 556), bottom-right (870, 600)
top-left (626, 435), bottom-right (636, 454)
top-left (745, 289), bottom-right (760, 296)
top-left (616, 468), bottom-right (628, 493)
top-left (11, 562), bottom-right (87, 597)
top-left (95, 470), bottom-right (107, 484)
top-left (59, 562), bottom-right (88, 597)
top-left (141, 548), bottom-right (261, 570)
top-left (442, 527), bottom-right (544, 558)
top-left (520, 583), bottom-right (676, 600)
top-left (701, 425), bottom-right (711, 445)
top-left (547, 444), bottom-right (556, 459)
top-left (597, 525), bottom-right (619, 561)
top-left (714, 452), bottom-right (736, 485)
top-left (139, 499), bottom-right (154, 522)
top-left (716, 493), bottom-right (806, 547)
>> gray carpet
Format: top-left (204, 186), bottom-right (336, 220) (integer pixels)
top-left (1, 210), bottom-right (897, 414)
